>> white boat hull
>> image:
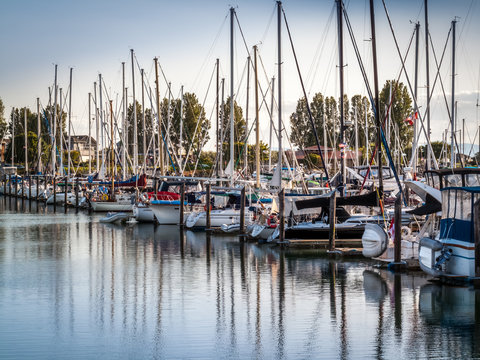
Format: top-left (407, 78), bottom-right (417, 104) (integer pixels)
top-left (133, 205), bottom-right (155, 222)
top-left (150, 202), bottom-right (184, 225)
top-left (185, 208), bottom-right (253, 229)
top-left (90, 201), bottom-right (133, 212)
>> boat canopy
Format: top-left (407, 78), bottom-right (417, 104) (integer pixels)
top-left (439, 186), bottom-right (480, 243)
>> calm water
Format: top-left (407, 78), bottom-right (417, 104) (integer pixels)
top-left (1, 198), bottom-right (480, 359)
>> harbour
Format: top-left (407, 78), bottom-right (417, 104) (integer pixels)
top-left (1, 198), bottom-right (480, 359)
top-left (1, 0), bottom-right (480, 358)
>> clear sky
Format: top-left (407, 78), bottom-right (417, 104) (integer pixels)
top-left (1, 0), bottom-right (479, 152)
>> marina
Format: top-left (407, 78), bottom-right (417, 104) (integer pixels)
top-left (1, 0), bottom-right (480, 358)
top-left (1, 199), bottom-right (480, 359)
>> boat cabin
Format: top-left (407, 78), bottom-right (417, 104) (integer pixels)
top-left (439, 186), bottom-right (480, 243)
top-left (425, 168), bottom-right (480, 190)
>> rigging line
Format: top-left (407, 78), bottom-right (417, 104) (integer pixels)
top-left (344, 4), bottom-right (413, 200)
top-left (234, 12), bottom-right (252, 59)
top-left (259, 4), bottom-right (276, 49)
top-left (379, 0), bottom-right (440, 170)
top-left (181, 62), bottom-right (217, 174)
top-left (282, 7), bottom-right (329, 182)
top-left (427, 29), bottom-right (464, 167)
top-left (192, 12), bottom-right (229, 91)
top-left (306, 3), bottom-right (336, 93)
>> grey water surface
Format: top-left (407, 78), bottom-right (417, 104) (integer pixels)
top-left (1, 198), bottom-right (479, 359)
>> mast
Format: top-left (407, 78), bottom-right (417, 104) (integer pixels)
top-left (229, 6), bottom-right (235, 186)
top-left (110, 100), bottom-right (115, 198)
top-left (131, 49), bottom-right (138, 174)
top-left (179, 85), bottom-right (184, 173)
top-left (141, 68), bottom-right (146, 173)
top-left (365, 99), bottom-right (368, 165)
top-left (24, 108), bottom-right (28, 174)
top-left (369, 0), bottom-right (383, 195)
top-left (450, 19), bottom-right (456, 168)
top-left (88, 93), bottom-right (92, 174)
top-left (269, 77), bottom-right (275, 171)
top-left (220, 78), bottom-right (225, 175)
top-left (122, 62), bottom-right (126, 179)
top-left (11, 109), bottom-right (15, 166)
top-left (277, 1), bottom-right (283, 185)
top-left (355, 107), bottom-right (359, 167)
top-left (337, 0), bottom-right (345, 194)
top-left (413, 22), bottom-right (420, 174)
top-left (216, 58), bottom-right (220, 178)
top-left (94, 82), bottom-right (99, 173)
top-left (154, 57), bottom-right (163, 176)
top-left (37, 97), bottom-right (41, 174)
top-left (52, 64), bottom-right (58, 175)
top-left (254, 46), bottom-right (260, 188)
top-left (59, 88), bottom-right (63, 176)
top-left (67, 67), bottom-right (73, 178)
top-left (99, 74), bottom-right (104, 176)
top-left (245, 55), bottom-right (250, 176)
top-left (425, 0), bottom-right (431, 169)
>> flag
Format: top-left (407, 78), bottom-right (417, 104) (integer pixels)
top-left (404, 116), bottom-right (413, 126)
top-left (388, 218), bottom-right (395, 240)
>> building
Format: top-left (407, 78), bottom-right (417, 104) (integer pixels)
top-left (69, 135), bottom-right (97, 163)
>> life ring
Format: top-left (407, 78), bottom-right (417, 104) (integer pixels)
top-left (401, 226), bottom-right (411, 237)
top-left (101, 194), bottom-right (108, 201)
top-left (204, 204), bottom-right (212, 211)
top-left (267, 215), bottom-right (278, 228)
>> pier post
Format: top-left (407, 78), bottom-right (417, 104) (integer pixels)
top-left (205, 183), bottom-right (211, 230)
top-left (279, 188), bottom-right (285, 243)
top-left (3, 175), bottom-right (6, 197)
top-left (239, 186), bottom-right (246, 235)
top-left (388, 193), bottom-right (407, 272)
top-left (64, 178), bottom-right (68, 213)
top-left (36, 176), bottom-right (40, 203)
top-left (75, 178), bottom-right (79, 209)
top-left (44, 176), bottom-right (48, 206)
top-left (21, 176), bottom-right (25, 209)
top-left (53, 177), bottom-right (57, 213)
top-left (28, 176), bottom-right (32, 211)
top-left (328, 190), bottom-right (337, 251)
top-left (14, 177), bottom-right (18, 199)
top-left (179, 183), bottom-right (185, 227)
top-left (474, 199), bottom-right (480, 288)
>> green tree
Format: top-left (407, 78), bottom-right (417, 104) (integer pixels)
top-left (126, 101), bottom-right (155, 158)
top-left (219, 96), bottom-right (244, 166)
top-left (0, 98), bottom-right (7, 143)
top-left (379, 80), bottom-right (413, 151)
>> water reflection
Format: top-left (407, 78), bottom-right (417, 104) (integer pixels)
top-left (1, 202), bottom-right (480, 359)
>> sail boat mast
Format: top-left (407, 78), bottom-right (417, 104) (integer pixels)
top-left (277, 1), bottom-right (283, 185)
top-left (337, 0), bottom-right (345, 194)
top-left (451, 19), bottom-right (456, 168)
top-left (229, 6), bottom-right (235, 186)
top-left (254, 46), bottom-right (260, 188)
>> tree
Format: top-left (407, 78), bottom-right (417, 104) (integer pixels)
top-left (0, 98), bottom-right (7, 143)
top-left (160, 92), bottom-right (210, 170)
top-left (219, 96), bottom-right (245, 166)
top-left (379, 80), bottom-right (414, 151)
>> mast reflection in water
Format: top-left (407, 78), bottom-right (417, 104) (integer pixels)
top-left (0, 200), bottom-right (479, 359)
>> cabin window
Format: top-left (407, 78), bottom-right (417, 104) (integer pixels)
top-left (465, 174), bottom-right (480, 187)
top-left (444, 174), bottom-right (462, 188)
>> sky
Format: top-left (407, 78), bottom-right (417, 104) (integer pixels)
top-left (1, 0), bottom-right (479, 154)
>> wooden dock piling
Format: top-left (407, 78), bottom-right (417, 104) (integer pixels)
top-left (474, 199), bottom-right (480, 288)
top-left (179, 183), bottom-right (185, 227)
top-left (64, 179), bottom-right (68, 213)
top-left (239, 186), bottom-right (246, 235)
top-left (53, 177), bottom-right (57, 213)
top-left (279, 188), bottom-right (285, 243)
top-left (205, 183), bottom-right (211, 230)
top-left (328, 191), bottom-right (337, 251)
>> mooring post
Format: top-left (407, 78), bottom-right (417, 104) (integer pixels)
top-left (75, 178), bottom-right (79, 209)
top-left (474, 199), bottom-right (480, 288)
top-left (179, 183), bottom-right (185, 227)
top-left (388, 193), bottom-right (407, 272)
top-left (205, 183), bottom-right (211, 230)
top-left (64, 178), bottom-right (68, 213)
top-left (14, 176), bottom-right (18, 199)
top-left (53, 177), bottom-right (57, 213)
top-left (279, 188), bottom-right (285, 243)
top-left (44, 176), bottom-right (48, 206)
top-left (239, 186), bottom-right (246, 235)
top-left (28, 176), bottom-right (32, 211)
top-left (328, 190), bottom-right (337, 251)
top-left (36, 175), bottom-right (40, 202)
top-left (394, 193), bottom-right (402, 263)
top-left (3, 174), bottom-right (6, 197)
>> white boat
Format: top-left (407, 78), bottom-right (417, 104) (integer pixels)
top-left (90, 193), bottom-right (134, 212)
top-left (133, 203), bottom-right (155, 222)
top-left (99, 212), bottom-right (129, 223)
top-left (149, 200), bottom-right (186, 225)
top-left (185, 207), bottom-right (253, 229)
top-left (46, 191), bottom-right (78, 205)
top-left (418, 186), bottom-right (480, 280)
